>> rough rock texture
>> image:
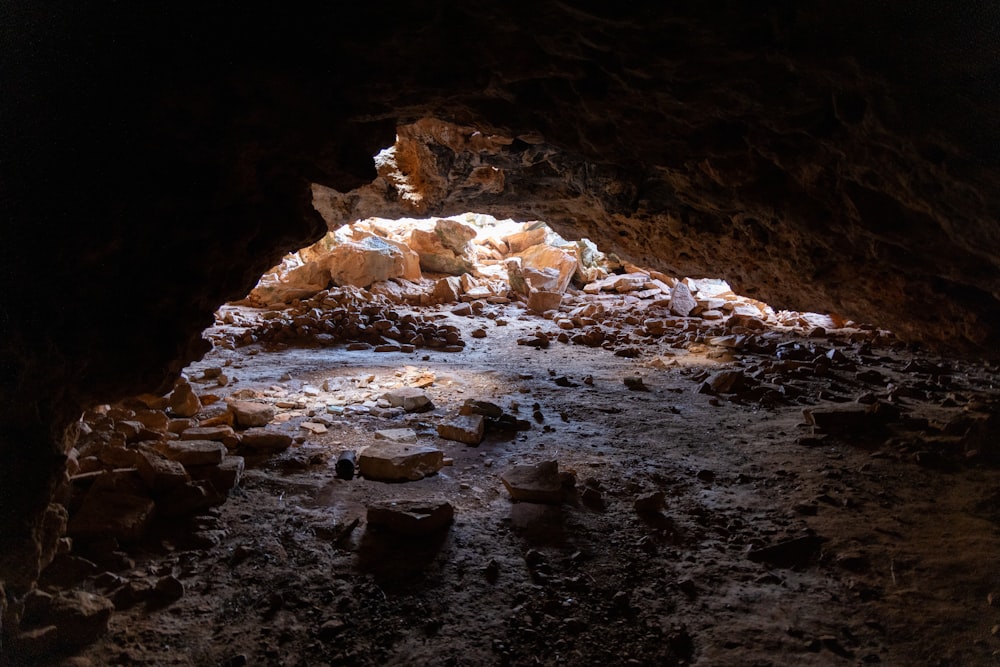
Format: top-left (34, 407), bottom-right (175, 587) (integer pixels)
top-left (2, 1), bottom-right (999, 596)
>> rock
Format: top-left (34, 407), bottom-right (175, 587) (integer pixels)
top-left (318, 618), bottom-right (347, 641)
top-left (459, 399), bottom-right (504, 418)
top-left (703, 370), bottom-right (752, 394)
top-left (168, 380), bottom-right (201, 417)
top-left (624, 376), bottom-right (649, 391)
top-left (153, 575), bottom-right (185, 602)
top-left (67, 491), bottom-right (155, 541)
top-left (46, 591), bottom-right (114, 647)
top-left (435, 218), bottom-right (478, 254)
top-left (381, 387), bottom-right (433, 412)
top-left (239, 428), bottom-right (292, 453)
top-left (669, 282), bottom-right (698, 317)
top-left (154, 439), bottom-right (226, 466)
top-left (634, 491), bottom-right (666, 513)
top-left (325, 236), bottom-right (413, 288)
top-left (500, 460), bottom-right (563, 504)
top-left (503, 227), bottom-right (547, 253)
top-left (374, 428), bottom-right (419, 443)
top-left (437, 414), bottom-right (485, 445)
top-left (747, 534), bottom-right (823, 569)
top-left (189, 456), bottom-right (244, 492)
top-left (409, 227), bottom-right (475, 275)
top-left (132, 409), bottom-right (169, 431)
top-left (432, 276), bottom-right (463, 302)
top-left (517, 244), bottom-right (576, 293)
top-left (527, 290), bottom-right (562, 313)
top-left (301, 421), bottom-right (328, 434)
top-left (358, 442), bottom-right (445, 481)
top-left (228, 400), bottom-right (276, 427)
top-left (367, 499), bottom-right (454, 535)
top-left (180, 425), bottom-right (236, 442)
top-left (136, 450), bottom-right (190, 493)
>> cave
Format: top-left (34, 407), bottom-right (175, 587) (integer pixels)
top-left (3, 2), bottom-right (1000, 665)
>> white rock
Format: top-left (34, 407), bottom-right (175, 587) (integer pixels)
top-left (359, 442), bottom-right (444, 481)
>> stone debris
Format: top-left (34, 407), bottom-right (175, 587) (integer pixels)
top-left (135, 450), bottom-right (189, 493)
top-left (239, 428), bottom-right (292, 453)
top-left (300, 421), bottom-right (328, 434)
top-left (500, 460), bottom-right (564, 504)
top-left (68, 487), bottom-right (156, 541)
top-left (168, 379), bottom-right (202, 418)
top-left (527, 290), bottom-right (562, 313)
top-left (437, 414), bottom-right (485, 445)
top-left (228, 400), bottom-right (276, 428)
top-left (155, 440), bottom-right (226, 467)
top-left (634, 491), bottom-right (666, 513)
top-left (358, 442), bottom-right (445, 481)
top-left (381, 387), bottom-right (433, 413)
top-left (366, 499), bottom-right (454, 536)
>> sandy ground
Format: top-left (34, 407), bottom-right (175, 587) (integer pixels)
top-left (58, 300), bottom-right (1000, 667)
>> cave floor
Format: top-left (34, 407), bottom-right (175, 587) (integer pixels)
top-left (73, 304), bottom-right (1000, 667)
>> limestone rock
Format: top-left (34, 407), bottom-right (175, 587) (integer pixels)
top-left (189, 456), bottom-right (244, 492)
top-left (527, 290), bottom-right (562, 313)
top-left (47, 591), bottom-right (114, 647)
top-left (434, 218), bottom-right (477, 254)
top-left (168, 380), bottom-right (201, 418)
top-left (240, 428), bottom-right (292, 452)
top-left (367, 499), bottom-right (454, 536)
top-left (136, 450), bottom-right (190, 493)
top-left (155, 439), bottom-right (226, 467)
top-left (517, 244), bottom-right (576, 293)
top-left (381, 387), bottom-right (433, 412)
top-left (359, 442), bottom-right (444, 481)
top-left (503, 228), bottom-right (547, 253)
top-left (409, 225), bottom-right (475, 275)
top-left (432, 276), bottom-right (463, 303)
top-left (670, 282), bottom-right (698, 317)
top-left (437, 414), bottom-right (485, 445)
top-left (228, 400), bottom-right (276, 427)
top-left (324, 236), bottom-right (412, 288)
top-left (500, 460), bottom-right (564, 504)
top-left (67, 491), bottom-right (155, 541)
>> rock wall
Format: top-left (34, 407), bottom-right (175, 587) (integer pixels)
top-left (2, 1), bottom-right (999, 603)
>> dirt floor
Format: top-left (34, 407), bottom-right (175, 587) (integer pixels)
top-left (48, 297), bottom-right (1000, 666)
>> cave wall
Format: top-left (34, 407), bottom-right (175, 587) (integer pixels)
top-left (2, 1), bottom-right (999, 598)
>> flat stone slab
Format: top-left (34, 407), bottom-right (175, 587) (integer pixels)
top-left (437, 414), bottom-right (485, 445)
top-left (240, 428), bottom-right (292, 453)
top-left (359, 442), bottom-right (444, 481)
top-left (374, 428), bottom-right (419, 443)
top-left (136, 450), bottom-right (189, 493)
top-left (380, 388), bottom-right (433, 413)
top-left (180, 425), bottom-right (235, 441)
top-left (228, 400), bottom-right (276, 427)
top-left (367, 499), bottom-right (454, 535)
top-left (500, 460), bottom-right (564, 504)
top-left (155, 439), bottom-right (226, 467)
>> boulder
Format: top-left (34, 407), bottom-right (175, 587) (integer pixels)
top-left (500, 460), bottom-right (564, 504)
top-left (46, 591), bottom-right (114, 647)
top-left (437, 414), bottom-right (485, 445)
top-left (156, 480), bottom-right (224, 517)
top-left (366, 499), bottom-right (454, 536)
top-left (358, 442), bottom-right (444, 481)
top-left (136, 450), bottom-right (190, 493)
top-left (527, 290), bottom-right (563, 313)
top-left (516, 244), bottom-right (577, 293)
top-left (188, 456), bottom-right (244, 492)
top-left (503, 228), bottom-right (547, 253)
top-left (670, 282), bottom-right (698, 317)
top-left (239, 428), bottom-right (292, 452)
top-left (180, 425), bottom-right (236, 442)
top-left (168, 380), bottom-right (201, 417)
top-left (381, 387), bottom-right (433, 412)
top-left (154, 439), bottom-right (226, 467)
top-left (432, 276), bottom-right (463, 303)
top-left (228, 400), bottom-right (275, 427)
top-left (434, 218), bottom-right (477, 254)
top-left (409, 227), bottom-right (476, 275)
top-left (323, 236), bottom-right (413, 288)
